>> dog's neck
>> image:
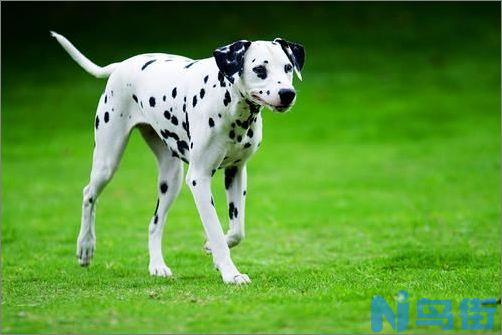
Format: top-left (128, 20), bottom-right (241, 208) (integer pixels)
top-left (196, 58), bottom-right (263, 121)
top-left (222, 71), bottom-right (263, 121)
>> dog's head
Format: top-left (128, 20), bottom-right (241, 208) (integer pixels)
top-left (214, 38), bottom-right (305, 113)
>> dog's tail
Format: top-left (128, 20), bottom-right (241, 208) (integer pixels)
top-left (50, 31), bottom-right (118, 79)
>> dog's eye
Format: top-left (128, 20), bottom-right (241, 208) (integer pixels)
top-left (252, 65), bottom-right (267, 79)
top-left (284, 64), bottom-right (293, 73)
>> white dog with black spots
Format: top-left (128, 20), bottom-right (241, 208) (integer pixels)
top-left (51, 31), bottom-right (305, 285)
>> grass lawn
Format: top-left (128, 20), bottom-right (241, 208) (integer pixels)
top-left (2, 3), bottom-right (500, 333)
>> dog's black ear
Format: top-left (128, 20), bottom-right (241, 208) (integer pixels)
top-left (213, 40), bottom-right (252, 80)
top-left (274, 38), bottom-right (305, 80)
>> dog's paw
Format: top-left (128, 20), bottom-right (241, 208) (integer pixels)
top-left (223, 273), bottom-right (251, 285)
top-left (149, 262), bottom-right (173, 278)
top-left (217, 261), bottom-right (251, 285)
top-left (76, 239), bottom-right (95, 267)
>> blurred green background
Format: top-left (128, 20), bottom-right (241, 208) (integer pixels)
top-left (2, 2), bottom-right (500, 333)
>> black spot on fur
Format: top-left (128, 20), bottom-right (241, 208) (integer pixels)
top-left (204, 75), bottom-right (209, 83)
top-left (154, 198), bottom-right (159, 215)
top-left (246, 99), bottom-right (261, 114)
top-left (208, 118), bottom-right (214, 127)
top-left (95, 115), bottom-right (99, 129)
top-left (185, 61), bottom-right (198, 68)
top-left (154, 215), bottom-right (158, 224)
top-left (140, 101), bottom-right (144, 108)
top-left (104, 95), bottom-right (107, 104)
top-left (213, 84), bottom-right (217, 88)
top-left (183, 113), bottom-right (191, 139)
top-left (229, 130), bottom-right (235, 139)
top-left (237, 135), bottom-right (242, 142)
top-left (218, 71), bottom-right (226, 87)
top-left (177, 140), bottom-right (189, 154)
top-left (192, 95), bottom-right (197, 107)
top-left (183, 103), bottom-right (186, 113)
top-left (192, 180), bottom-right (196, 187)
top-left (244, 143), bottom-right (251, 148)
top-left (229, 202), bottom-right (235, 219)
top-left (172, 87), bottom-right (177, 98)
top-left (243, 190), bottom-right (247, 196)
top-left (223, 90), bottom-right (231, 106)
top-left (149, 97), bottom-right (156, 107)
top-left (142, 59), bottom-right (156, 70)
top-left (160, 182), bottom-right (168, 194)
top-left (225, 166), bottom-right (238, 189)
top-left (163, 95), bottom-right (166, 102)
top-left (164, 110), bottom-right (171, 119)
top-left (160, 129), bottom-right (179, 141)
top-left (104, 112), bottom-right (109, 123)
top-left (253, 65), bottom-right (267, 79)
top-left (171, 116), bottom-right (179, 125)
top-left (218, 113), bottom-right (222, 118)
top-left (228, 202), bottom-right (238, 219)
top-left (211, 197), bottom-right (214, 206)
top-left (267, 90), bottom-right (270, 95)
top-left (247, 128), bottom-right (253, 137)
top-left (200, 88), bottom-right (205, 99)
top-left (89, 197), bottom-right (93, 204)
top-left (132, 94), bottom-right (138, 103)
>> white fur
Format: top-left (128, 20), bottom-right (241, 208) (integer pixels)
top-left (53, 32), bottom-right (300, 285)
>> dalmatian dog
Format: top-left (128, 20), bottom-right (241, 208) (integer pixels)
top-left (51, 32), bottom-right (305, 285)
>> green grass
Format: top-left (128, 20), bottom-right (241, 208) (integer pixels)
top-left (2, 2), bottom-right (501, 333)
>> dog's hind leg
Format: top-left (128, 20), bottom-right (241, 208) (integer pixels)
top-left (77, 93), bottom-right (134, 266)
top-left (139, 125), bottom-right (183, 277)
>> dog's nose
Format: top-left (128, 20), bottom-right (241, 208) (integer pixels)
top-left (278, 89), bottom-right (296, 106)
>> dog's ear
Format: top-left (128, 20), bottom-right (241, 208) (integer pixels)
top-left (213, 40), bottom-right (252, 80)
top-left (274, 38), bottom-right (305, 81)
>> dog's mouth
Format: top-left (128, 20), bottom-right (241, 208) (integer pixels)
top-left (250, 94), bottom-right (291, 113)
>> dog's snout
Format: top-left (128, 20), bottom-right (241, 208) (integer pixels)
top-left (278, 89), bottom-right (296, 106)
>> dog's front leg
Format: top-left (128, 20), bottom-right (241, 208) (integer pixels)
top-left (224, 165), bottom-right (247, 248)
top-left (187, 165), bottom-right (250, 285)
